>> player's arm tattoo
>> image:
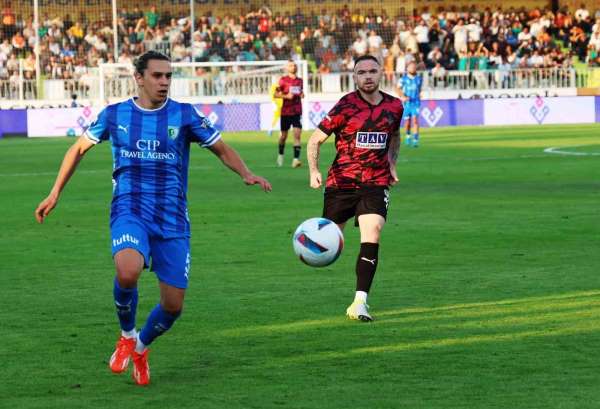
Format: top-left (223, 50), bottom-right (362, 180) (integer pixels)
top-left (307, 128), bottom-right (329, 172)
top-left (388, 132), bottom-right (400, 164)
top-left (307, 136), bottom-right (321, 172)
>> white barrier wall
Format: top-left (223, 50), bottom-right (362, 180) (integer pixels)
top-left (27, 106), bottom-right (101, 137)
top-left (20, 96), bottom-right (600, 137)
top-left (483, 97), bottom-right (596, 126)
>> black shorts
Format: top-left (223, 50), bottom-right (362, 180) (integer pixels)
top-left (281, 114), bottom-right (302, 131)
top-left (322, 185), bottom-right (390, 226)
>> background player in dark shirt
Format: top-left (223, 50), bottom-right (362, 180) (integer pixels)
top-left (274, 60), bottom-right (304, 168)
top-left (307, 55), bottom-right (403, 322)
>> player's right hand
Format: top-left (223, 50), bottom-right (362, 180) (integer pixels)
top-left (389, 166), bottom-right (399, 186)
top-left (310, 171), bottom-right (322, 189)
top-left (35, 194), bottom-right (58, 224)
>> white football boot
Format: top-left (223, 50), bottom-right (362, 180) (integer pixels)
top-left (346, 301), bottom-right (373, 322)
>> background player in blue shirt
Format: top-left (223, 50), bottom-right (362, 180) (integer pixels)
top-left (34, 51), bottom-right (272, 386)
top-left (395, 61), bottom-right (423, 147)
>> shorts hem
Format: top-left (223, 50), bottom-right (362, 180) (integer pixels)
top-left (155, 275), bottom-right (188, 289)
top-left (112, 245), bottom-right (149, 269)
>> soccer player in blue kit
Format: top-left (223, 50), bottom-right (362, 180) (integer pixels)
top-left (395, 60), bottom-right (423, 147)
top-left (34, 51), bottom-right (272, 386)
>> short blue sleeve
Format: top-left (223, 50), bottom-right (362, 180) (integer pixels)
top-left (84, 107), bottom-right (110, 144)
top-left (189, 106), bottom-right (221, 147)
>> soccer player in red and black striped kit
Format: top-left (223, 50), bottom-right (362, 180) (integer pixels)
top-left (307, 55), bottom-right (403, 321)
top-left (275, 60), bottom-right (304, 168)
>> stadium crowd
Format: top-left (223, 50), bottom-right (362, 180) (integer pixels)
top-left (2, 2), bottom-right (600, 83)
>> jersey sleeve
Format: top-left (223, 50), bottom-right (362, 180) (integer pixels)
top-left (83, 107), bottom-right (110, 144)
top-left (318, 99), bottom-right (346, 136)
top-left (396, 75), bottom-right (405, 90)
top-left (189, 106), bottom-right (221, 147)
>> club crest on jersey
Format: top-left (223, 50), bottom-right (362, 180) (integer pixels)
top-left (167, 126), bottom-right (179, 140)
top-left (356, 132), bottom-right (388, 149)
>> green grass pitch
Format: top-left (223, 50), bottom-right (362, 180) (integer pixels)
top-left (1, 124), bottom-right (599, 408)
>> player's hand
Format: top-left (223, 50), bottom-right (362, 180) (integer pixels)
top-left (243, 174), bottom-right (272, 192)
top-left (310, 171), bottom-right (322, 189)
top-left (401, 96), bottom-right (409, 102)
top-left (35, 193), bottom-right (58, 224)
top-left (389, 166), bottom-right (399, 186)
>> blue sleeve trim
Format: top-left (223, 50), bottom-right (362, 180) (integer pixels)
top-left (200, 132), bottom-right (221, 147)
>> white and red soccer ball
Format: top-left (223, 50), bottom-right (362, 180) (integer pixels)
top-left (292, 218), bottom-right (344, 267)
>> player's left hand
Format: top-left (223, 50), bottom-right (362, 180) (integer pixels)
top-left (389, 166), bottom-right (399, 186)
top-left (35, 193), bottom-right (59, 223)
top-left (243, 174), bottom-right (272, 192)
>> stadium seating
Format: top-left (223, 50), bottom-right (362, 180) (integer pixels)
top-left (1, 3), bottom-right (600, 97)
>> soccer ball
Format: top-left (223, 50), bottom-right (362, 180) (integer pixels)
top-left (292, 217), bottom-right (344, 267)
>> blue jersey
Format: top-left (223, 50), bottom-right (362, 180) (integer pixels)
top-left (84, 98), bottom-right (221, 238)
top-left (399, 74), bottom-right (423, 103)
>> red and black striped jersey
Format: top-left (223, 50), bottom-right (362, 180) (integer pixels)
top-left (278, 76), bottom-right (303, 116)
top-left (318, 91), bottom-right (403, 189)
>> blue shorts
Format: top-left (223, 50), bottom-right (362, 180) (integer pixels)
top-left (111, 215), bottom-right (191, 289)
top-left (403, 102), bottom-right (420, 119)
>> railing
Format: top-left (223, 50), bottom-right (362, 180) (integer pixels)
top-left (2, 67), bottom-right (598, 102)
top-left (310, 68), bottom-right (578, 94)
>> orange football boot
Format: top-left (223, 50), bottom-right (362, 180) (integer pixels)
top-left (109, 336), bottom-right (136, 373)
top-left (131, 349), bottom-right (150, 386)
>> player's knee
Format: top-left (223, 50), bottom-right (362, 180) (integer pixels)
top-left (115, 261), bottom-right (142, 287)
top-left (361, 223), bottom-right (383, 243)
top-left (115, 269), bottom-right (140, 288)
top-left (161, 299), bottom-right (183, 316)
top-left (114, 249), bottom-right (143, 287)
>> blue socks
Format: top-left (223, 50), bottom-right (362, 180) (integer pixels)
top-left (113, 278), bottom-right (138, 332)
top-left (114, 277), bottom-right (181, 348)
top-left (139, 304), bottom-right (181, 347)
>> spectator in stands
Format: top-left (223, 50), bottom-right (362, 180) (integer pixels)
top-left (0, 3), bottom-right (588, 84)
top-left (570, 24), bottom-right (588, 60)
top-left (0, 38), bottom-right (11, 57)
top-left (575, 4), bottom-right (590, 22)
top-left (1, 2), bottom-right (16, 39)
top-left (5, 51), bottom-right (18, 72)
top-left (413, 20), bottom-right (430, 55)
top-left (432, 62), bottom-right (446, 87)
top-left (426, 46), bottom-right (443, 69)
top-left (11, 30), bottom-right (25, 56)
top-left (118, 49), bottom-right (133, 65)
top-left (352, 35), bottom-right (367, 56)
top-left (453, 18), bottom-right (468, 55)
top-left (145, 6), bottom-right (159, 29)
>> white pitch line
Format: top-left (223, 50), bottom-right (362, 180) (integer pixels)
top-left (544, 146), bottom-right (600, 156)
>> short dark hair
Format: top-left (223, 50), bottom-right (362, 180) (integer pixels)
top-left (353, 55), bottom-right (380, 68)
top-left (134, 50), bottom-right (170, 75)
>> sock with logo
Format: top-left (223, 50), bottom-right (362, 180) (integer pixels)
top-left (356, 242), bottom-right (380, 293)
top-left (293, 145), bottom-right (301, 159)
top-left (278, 143), bottom-right (285, 155)
top-left (414, 133), bottom-right (420, 142)
top-left (138, 304), bottom-right (181, 350)
top-left (113, 277), bottom-right (138, 333)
